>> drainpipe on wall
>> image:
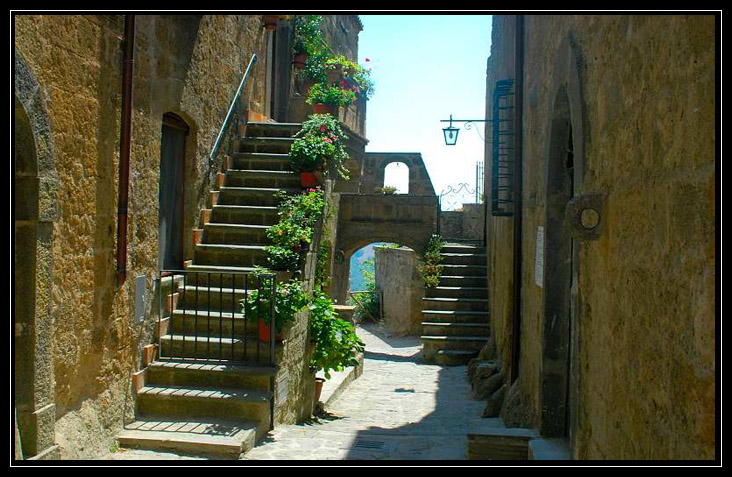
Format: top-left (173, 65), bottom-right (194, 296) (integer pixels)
top-left (510, 14), bottom-right (525, 383)
top-left (116, 14), bottom-right (135, 288)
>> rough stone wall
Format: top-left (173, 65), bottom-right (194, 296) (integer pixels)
top-left (374, 247), bottom-right (424, 336)
top-left (360, 153), bottom-right (436, 196)
top-left (331, 194), bottom-right (438, 304)
top-left (14, 14), bottom-right (272, 459)
top-left (486, 14), bottom-right (716, 460)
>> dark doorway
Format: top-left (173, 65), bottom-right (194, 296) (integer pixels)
top-left (540, 86), bottom-right (576, 439)
top-left (159, 113), bottom-right (188, 271)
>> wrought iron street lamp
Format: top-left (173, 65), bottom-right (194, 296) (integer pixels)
top-left (440, 115), bottom-right (490, 146)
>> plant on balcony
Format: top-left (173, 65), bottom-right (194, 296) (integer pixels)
top-left (325, 55), bottom-right (375, 100)
top-left (379, 185), bottom-right (398, 195)
top-left (290, 114), bottom-right (350, 180)
top-left (306, 82), bottom-right (356, 114)
top-left (243, 271), bottom-right (309, 341)
top-left (309, 290), bottom-right (365, 380)
top-left (417, 234), bottom-right (446, 288)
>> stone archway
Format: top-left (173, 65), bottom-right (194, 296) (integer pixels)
top-left (14, 50), bottom-right (59, 460)
top-left (539, 37), bottom-right (585, 448)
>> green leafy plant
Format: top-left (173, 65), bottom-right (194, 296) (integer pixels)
top-left (243, 272), bottom-right (309, 333)
top-left (315, 238), bottom-right (331, 290)
top-left (264, 245), bottom-right (302, 271)
top-left (350, 257), bottom-right (381, 322)
top-left (293, 15), bottom-right (323, 56)
top-left (417, 234), bottom-right (445, 288)
top-left (265, 188), bottom-right (326, 271)
top-left (309, 291), bottom-right (365, 379)
top-left (379, 185), bottom-right (397, 195)
top-left (306, 82), bottom-right (356, 108)
top-left (290, 114), bottom-right (350, 179)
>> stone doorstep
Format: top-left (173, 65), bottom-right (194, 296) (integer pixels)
top-left (467, 418), bottom-right (540, 461)
top-left (117, 419), bottom-right (258, 459)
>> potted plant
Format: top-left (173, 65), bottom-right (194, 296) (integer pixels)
top-left (243, 273), bottom-right (309, 343)
top-left (292, 15), bottom-right (322, 70)
top-left (379, 185), bottom-right (398, 195)
top-left (306, 82), bottom-right (355, 116)
top-left (309, 291), bottom-right (365, 401)
top-left (290, 114), bottom-right (351, 181)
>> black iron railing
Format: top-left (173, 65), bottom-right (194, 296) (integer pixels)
top-left (155, 269), bottom-right (277, 366)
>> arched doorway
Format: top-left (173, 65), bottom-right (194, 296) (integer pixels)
top-left (159, 113), bottom-right (189, 271)
top-left (14, 50), bottom-right (59, 459)
top-left (540, 84), bottom-right (578, 441)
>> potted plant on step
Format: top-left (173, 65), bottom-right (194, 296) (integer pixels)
top-left (305, 82), bottom-right (356, 116)
top-left (243, 272), bottom-right (309, 343)
top-left (290, 114), bottom-right (351, 183)
top-left (309, 290), bottom-right (365, 403)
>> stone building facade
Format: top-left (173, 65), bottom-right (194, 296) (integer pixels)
top-left (480, 15), bottom-right (716, 460)
top-left (13, 13), bottom-right (364, 460)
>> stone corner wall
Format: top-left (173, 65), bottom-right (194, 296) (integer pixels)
top-left (374, 246), bottom-right (424, 336)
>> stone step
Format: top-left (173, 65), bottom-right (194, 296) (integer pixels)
top-left (435, 349), bottom-right (479, 366)
top-left (425, 286), bottom-right (487, 299)
top-left (421, 335), bottom-right (490, 362)
top-left (421, 310), bottom-right (491, 324)
top-left (117, 418), bottom-right (258, 459)
top-left (194, 244), bottom-right (267, 268)
top-left (177, 285), bottom-right (254, 312)
top-left (229, 153), bottom-right (292, 171)
top-left (211, 205), bottom-right (279, 227)
top-left (203, 223), bottom-right (269, 246)
top-left (442, 244), bottom-right (485, 254)
top-left (218, 186), bottom-right (296, 207)
top-left (467, 419), bottom-right (539, 460)
top-left (437, 275), bottom-right (487, 287)
top-left (181, 265), bottom-right (289, 288)
top-left (440, 253), bottom-right (487, 266)
top-left (169, 311), bottom-right (255, 338)
top-left (440, 264), bottom-right (488, 277)
top-left (146, 361), bottom-right (275, 391)
top-left (244, 122), bottom-right (301, 138)
top-left (136, 384), bottom-right (272, 431)
top-left (422, 297), bottom-right (489, 312)
top-left (422, 322), bottom-right (491, 337)
top-left (224, 169), bottom-right (300, 189)
top-left (158, 334), bottom-right (281, 364)
top-left (239, 137), bottom-right (295, 154)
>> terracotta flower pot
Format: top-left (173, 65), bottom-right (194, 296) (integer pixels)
top-left (263, 15), bottom-right (279, 31)
top-left (258, 318), bottom-right (283, 343)
top-left (293, 52), bottom-right (308, 70)
top-left (314, 377), bottom-right (326, 403)
top-left (312, 103), bottom-right (337, 116)
top-left (300, 171), bottom-right (319, 188)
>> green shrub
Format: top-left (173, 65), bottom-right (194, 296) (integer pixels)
top-left (309, 291), bottom-right (365, 379)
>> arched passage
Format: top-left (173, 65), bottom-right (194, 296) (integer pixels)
top-left (383, 161), bottom-right (409, 194)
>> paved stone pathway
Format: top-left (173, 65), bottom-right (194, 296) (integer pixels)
top-left (243, 323), bottom-right (484, 460)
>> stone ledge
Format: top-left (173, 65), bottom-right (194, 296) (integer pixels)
top-left (318, 352), bottom-right (364, 410)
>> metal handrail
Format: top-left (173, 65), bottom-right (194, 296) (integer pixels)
top-left (209, 54), bottom-right (258, 167)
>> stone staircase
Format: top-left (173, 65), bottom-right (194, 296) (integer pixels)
top-left (421, 242), bottom-right (490, 366)
top-left (118, 121), bottom-right (302, 459)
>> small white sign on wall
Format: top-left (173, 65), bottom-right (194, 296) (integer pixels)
top-left (535, 226), bottom-right (545, 288)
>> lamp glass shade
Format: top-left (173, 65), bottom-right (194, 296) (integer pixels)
top-left (443, 126), bottom-right (460, 146)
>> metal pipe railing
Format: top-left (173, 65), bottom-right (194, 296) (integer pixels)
top-left (155, 269), bottom-right (276, 366)
top-left (209, 54), bottom-right (258, 167)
